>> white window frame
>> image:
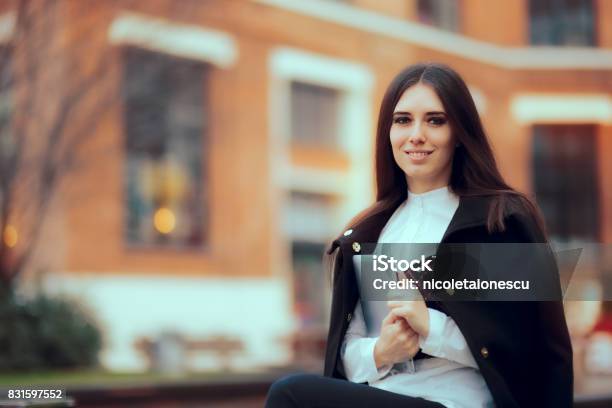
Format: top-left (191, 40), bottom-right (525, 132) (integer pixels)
top-left (108, 12), bottom-right (238, 68)
top-left (511, 94), bottom-right (612, 124)
top-left (268, 47), bottom-right (375, 246)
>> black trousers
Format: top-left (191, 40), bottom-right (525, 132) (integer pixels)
top-left (265, 373), bottom-right (445, 408)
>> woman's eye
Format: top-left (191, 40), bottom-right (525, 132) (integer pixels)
top-left (393, 116), bottom-right (410, 124)
top-left (428, 116), bottom-right (447, 126)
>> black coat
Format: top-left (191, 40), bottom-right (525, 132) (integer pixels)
top-left (323, 195), bottom-right (573, 408)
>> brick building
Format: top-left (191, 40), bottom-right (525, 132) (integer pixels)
top-left (0, 0), bottom-right (611, 372)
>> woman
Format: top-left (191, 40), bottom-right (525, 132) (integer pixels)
top-left (266, 63), bottom-right (572, 407)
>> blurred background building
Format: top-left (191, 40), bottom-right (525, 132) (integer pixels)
top-left (0, 0), bottom-right (611, 401)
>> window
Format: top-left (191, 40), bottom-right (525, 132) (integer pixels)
top-left (292, 241), bottom-right (327, 326)
top-left (284, 191), bottom-right (337, 241)
top-left (532, 125), bottom-right (599, 243)
top-left (122, 47), bottom-right (207, 247)
top-left (285, 192), bottom-right (336, 326)
top-left (417, 0), bottom-right (460, 32)
top-left (529, 0), bottom-right (595, 46)
top-left (290, 81), bottom-right (341, 149)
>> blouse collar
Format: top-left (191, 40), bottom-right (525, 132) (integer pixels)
top-left (407, 185), bottom-right (456, 208)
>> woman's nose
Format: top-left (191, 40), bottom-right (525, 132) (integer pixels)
top-left (407, 121), bottom-right (426, 144)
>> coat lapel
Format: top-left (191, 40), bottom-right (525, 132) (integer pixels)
top-left (441, 195), bottom-right (491, 242)
top-left (345, 204), bottom-right (400, 246)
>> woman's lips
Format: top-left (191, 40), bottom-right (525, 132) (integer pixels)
top-left (405, 151), bottom-right (433, 161)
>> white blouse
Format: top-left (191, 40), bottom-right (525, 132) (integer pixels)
top-left (341, 186), bottom-right (495, 408)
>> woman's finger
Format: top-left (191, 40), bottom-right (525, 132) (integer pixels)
top-left (397, 318), bottom-right (416, 333)
top-left (387, 300), bottom-right (409, 309)
top-left (391, 306), bottom-right (413, 320)
top-left (382, 310), bottom-right (401, 326)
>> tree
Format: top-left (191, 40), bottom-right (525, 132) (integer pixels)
top-left (0, 0), bottom-right (117, 290)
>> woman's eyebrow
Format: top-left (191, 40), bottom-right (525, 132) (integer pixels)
top-left (392, 110), bottom-right (446, 115)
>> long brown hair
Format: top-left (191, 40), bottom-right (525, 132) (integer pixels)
top-left (346, 62), bottom-right (546, 235)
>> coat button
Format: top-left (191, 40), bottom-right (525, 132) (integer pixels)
top-left (343, 229), bottom-right (353, 236)
top-left (347, 313), bottom-right (352, 322)
top-left (480, 346), bottom-right (489, 358)
top-left (352, 242), bottom-right (361, 253)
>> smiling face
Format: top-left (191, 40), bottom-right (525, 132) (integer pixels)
top-left (390, 83), bottom-right (456, 194)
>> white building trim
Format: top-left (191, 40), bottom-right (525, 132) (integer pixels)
top-left (511, 94), bottom-right (612, 124)
top-left (0, 12), bottom-right (15, 44)
top-left (271, 48), bottom-right (374, 92)
top-left (44, 273), bottom-right (294, 371)
top-left (255, 0), bottom-right (612, 70)
top-left (108, 12), bottom-right (238, 68)
top-left (278, 167), bottom-right (350, 196)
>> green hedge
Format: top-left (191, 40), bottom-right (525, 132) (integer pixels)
top-left (0, 291), bottom-right (102, 371)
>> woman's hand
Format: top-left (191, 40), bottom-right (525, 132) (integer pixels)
top-left (373, 312), bottom-right (420, 369)
top-left (387, 300), bottom-right (430, 339)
